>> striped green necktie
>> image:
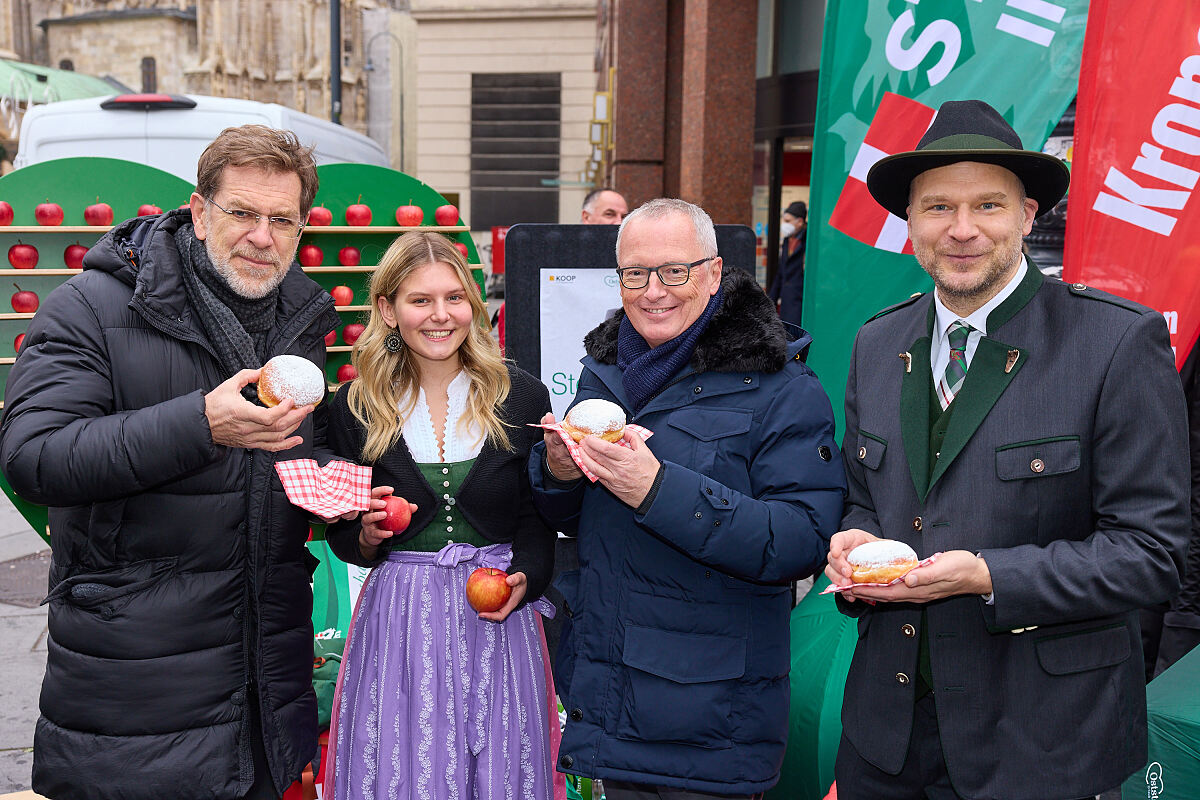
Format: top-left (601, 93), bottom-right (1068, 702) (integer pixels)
top-left (938, 320), bottom-right (972, 408)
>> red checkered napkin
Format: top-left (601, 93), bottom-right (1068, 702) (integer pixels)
top-left (820, 552), bottom-right (943, 594)
top-left (275, 459), bottom-right (372, 518)
top-left (530, 422), bottom-right (654, 483)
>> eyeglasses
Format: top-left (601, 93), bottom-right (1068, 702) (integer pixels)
top-left (616, 257), bottom-right (714, 289)
top-left (205, 196), bottom-right (304, 239)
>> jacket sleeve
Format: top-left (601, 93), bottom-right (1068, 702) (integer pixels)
top-left (0, 281), bottom-right (224, 506)
top-left (507, 377), bottom-right (557, 601)
top-left (635, 369), bottom-right (846, 584)
top-left (981, 310), bottom-right (1190, 629)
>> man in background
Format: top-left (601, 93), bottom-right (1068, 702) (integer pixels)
top-left (768, 199), bottom-right (806, 327)
top-left (581, 187), bottom-right (629, 224)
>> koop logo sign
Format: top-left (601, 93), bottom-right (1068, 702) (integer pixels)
top-left (548, 275), bottom-right (577, 283)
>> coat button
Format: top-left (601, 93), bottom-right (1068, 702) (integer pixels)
top-left (559, 754), bottom-right (574, 769)
top-left (694, 512), bottom-right (702, 519)
top-left (901, 623), bottom-right (915, 637)
top-left (233, 606), bottom-right (244, 620)
top-left (818, 445), bottom-right (832, 461)
top-left (569, 708), bottom-right (583, 722)
top-left (694, 386), bottom-right (702, 394)
top-left (706, 488), bottom-right (713, 495)
top-left (858, 446), bottom-right (867, 459)
top-left (442, 467), bottom-right (449, 475)
top-left (896, 673), bottom-right (910, 685)
top-left (913, 516), bottom-right (923, 531)
top-left (1030, 458), bottom-right (1045, 473)
top-left (704, 570), bottom-right (711, 578)
top-left (743, 376), bottom-right (752, 384)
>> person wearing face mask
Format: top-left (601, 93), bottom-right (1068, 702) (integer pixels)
top-left (768, 200), bottom-right (807, 328)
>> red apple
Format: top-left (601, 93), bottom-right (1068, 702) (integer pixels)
top-left (0, 201), bottom-right (13, 226)
top-left (308, 205), bottom-right (333, 226)
top-left (342, 323), bottom-right (365, 345)
top-left (324, 329), bottom-right (337, 347)
top-left (453, 242), bottom-right (469, 259)
top-left (465, 567), bottom-right (512, 613)
top-left (11, 284), bottom-right (38, 313)
top-left (137, 204), bottom-right (163, 216)
top-left (298, 244), bottom-right (324, 267)
top-left (336, 363), bottom-right (358, 383)
top-left (345, 195), bottom-right (372, 226)
top-left (330, 285), bottom-right (354, 306)
top-left (83, 199), bottom-right (114, 226)
top-left (64, 243), bottom-right (88, 270)
top-left (377, 494), bottom-right (413, 532)
top-left (395, 203), bottom-right (423, 226)
top-left (338, 246), bottom-right (360, 267)
top-left (13, 333), bottom-right (24, 353)
top-left (8, 242), bottom-right (37, 269)
top-left (434, 204), bottom-right (460, 226)
top-left (35, 200), bottom-right (64, 226)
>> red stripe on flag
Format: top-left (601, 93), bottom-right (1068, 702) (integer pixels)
top-left (864, 92), bottom-right (937, 154)
top-left (829, 177), bottom-right (888, 247)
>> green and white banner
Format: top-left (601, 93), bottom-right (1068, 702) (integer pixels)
top-left (804, 0), bottom-right (1088, 434)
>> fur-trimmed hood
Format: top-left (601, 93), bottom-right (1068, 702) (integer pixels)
top-left (583, 266), bottom-right (803, 373)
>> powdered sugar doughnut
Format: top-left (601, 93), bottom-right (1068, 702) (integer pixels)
top-left (257, 355), bottom-right (326, 407)
top-left (563, 398), bottom-right (626, 443)
top-left (847, 539), bottom-right (919, 584)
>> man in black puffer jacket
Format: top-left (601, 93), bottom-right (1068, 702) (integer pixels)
top-left (0, 126), bottom-right (342, 800)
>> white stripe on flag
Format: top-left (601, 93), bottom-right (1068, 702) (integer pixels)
top-left (996, 13), bottom-right (1055, 46)
top-left (1006, 0), bottom-right (1066, 23)
top-left (849, 143), bottom-right (889, 183)
top-left (875, 212), bottom-right (910, 253)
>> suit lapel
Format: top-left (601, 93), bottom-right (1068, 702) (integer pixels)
top-left (926, 265), bottom-right (1042, 493)
top-left (900, 299), bottom-right (936, 502)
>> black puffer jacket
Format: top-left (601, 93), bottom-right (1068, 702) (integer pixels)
top-left (0, 209), bottom-right (340, 800)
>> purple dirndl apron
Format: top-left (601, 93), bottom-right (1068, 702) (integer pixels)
top-left (325, 541), bottom-right (556, 799)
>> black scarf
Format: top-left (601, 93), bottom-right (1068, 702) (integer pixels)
top-left (617, 285), bottom-right (724, 413)
top-left (175, 223), bottom-right (279, 378)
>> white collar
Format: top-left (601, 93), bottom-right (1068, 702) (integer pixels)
top-left (933, 256), bottom-right (1028, 339)
top-left (402, 370), bottom-right (483, 462)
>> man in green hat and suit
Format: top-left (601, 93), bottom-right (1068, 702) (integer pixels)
top-left (825, 99), bottom-right (1191, 799)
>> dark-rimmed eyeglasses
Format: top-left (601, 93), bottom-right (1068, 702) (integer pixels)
top-left (616, 257), bottom-right (714, 289)
top-left (205, 196), bottom-right (304, 239)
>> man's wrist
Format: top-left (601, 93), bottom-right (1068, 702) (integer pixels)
top-left (975, 552), bottom-right (994, 603)
top-left (543, 451), bottom-right (582, 487)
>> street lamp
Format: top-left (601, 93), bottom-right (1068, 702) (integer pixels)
top-left (363, 31), bottom-right (404, 170)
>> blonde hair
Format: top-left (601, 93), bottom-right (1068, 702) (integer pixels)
top-left (346, 232), bottom-right (512, 461)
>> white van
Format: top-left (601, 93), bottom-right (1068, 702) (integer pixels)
top-left (14, 93), bottom-right (389, 182)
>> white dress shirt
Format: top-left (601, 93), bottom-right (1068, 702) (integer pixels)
top-left (401, 370), bottom-right (485, 462)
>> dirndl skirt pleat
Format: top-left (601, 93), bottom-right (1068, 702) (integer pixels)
top-left (325, 541), bottom-right (555, 800)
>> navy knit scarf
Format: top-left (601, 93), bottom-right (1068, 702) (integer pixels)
top-left (618, 284), bottom-right (724, 414)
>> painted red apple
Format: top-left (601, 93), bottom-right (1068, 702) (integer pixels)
top-left (308, 205), bottom-right (333, 226)
top-left (64, 243), bottom-right (88, 270)
top-left (137, 204), bottom-right (163, 216)
top-left (298, 244), bottom-right (324, 267)
top-left (13, 333), bottom-right (24, 353)
top-left (466, 567), bottom-right (512, 613)
top-left (345, 195), bottom-right (372, 226)
top-left (434, 204), bottom-right (459, 226)
top-left (338, 246), bottom-right (361, 267)
top-left (330, 285), bottom-right (354, 306)
top-left (0, 201), bottom-right (13, 226)
top-left (395, 203), bottom-right (423, 226)
top-left (324, 329), bottom-right (337, 347)
top-left (35, 200), bottom-right (64, 226)
top-left (11, 284), bottom-right (38, 313)
top-left (453, 242), bottom-right (469, 259)
top-left (377, 494), bottom-right (413, 532)
top-left (342, 323), bottom-right (365, 345)
top-left (83, 199), bottom-right (114, 226)
top-left (8, 242), bottom-right (37, 269)
top-left (336, 363), bottom-right (358, 383)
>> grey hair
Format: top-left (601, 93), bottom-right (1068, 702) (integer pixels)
top-left (616, 198), bottom-right (718, 260)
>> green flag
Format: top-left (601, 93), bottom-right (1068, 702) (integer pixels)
top-left (805, 0), bottom-right (1088, 435)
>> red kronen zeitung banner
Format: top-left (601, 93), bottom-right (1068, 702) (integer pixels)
top-left (1063, 2), bottom-right (1200, 369)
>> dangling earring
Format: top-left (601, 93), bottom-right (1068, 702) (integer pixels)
top-left (384, 329), bottom-right (404, 352)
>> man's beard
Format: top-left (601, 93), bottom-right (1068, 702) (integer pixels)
top-left (205, 239), bottom-right (286, 300)
top-left (915, 232), bottom-right (1024, 304)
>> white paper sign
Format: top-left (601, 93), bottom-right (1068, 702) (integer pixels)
top-left (539, 268), bottom-right (622, 417)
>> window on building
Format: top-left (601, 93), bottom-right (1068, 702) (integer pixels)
top-left (469, 73), bottom-right (561, 230)
top-left (58, 60), bottom-right (74, 71)
top-left (141, 57), bottom-right (157, 93)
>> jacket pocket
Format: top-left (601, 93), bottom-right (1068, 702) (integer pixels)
top-left (615, 624), bottom-right (746, 749)
top-left (853, 431), bottom-right (887, 471)
top-left (995, 436), bottom-right (1080, 481)
top-left (43, 557), bottom-right (179, 617)
top-left (1034, 623), bottom-right (1130, 675)
top-left (667, 408), bottom-right (753, 476)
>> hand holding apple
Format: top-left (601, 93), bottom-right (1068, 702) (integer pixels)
top-left (356, 486), bottom-right (418, 558)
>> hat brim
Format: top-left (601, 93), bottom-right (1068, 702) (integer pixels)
top-left (866, 149), bottom-right (1070, 220)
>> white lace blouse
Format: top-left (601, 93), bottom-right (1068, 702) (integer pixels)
top-left (400, 370), bottom-right (485, 463)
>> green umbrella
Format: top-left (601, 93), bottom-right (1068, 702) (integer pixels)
top-left (1121, 643), bottom-right (1200, 798)
top-left (766, 576), bottom-right (857, 800)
